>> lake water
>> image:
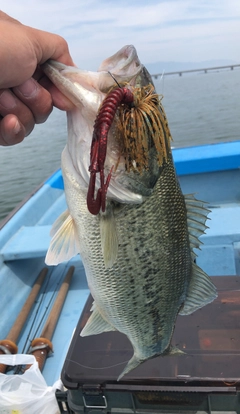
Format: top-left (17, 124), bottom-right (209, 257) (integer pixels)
top-left (0, 69), bottom-right (239, 221)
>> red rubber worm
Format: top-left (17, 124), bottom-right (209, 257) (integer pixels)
top-left (87, 87), bottom-right (134, 215)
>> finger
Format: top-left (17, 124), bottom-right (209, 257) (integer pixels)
top-left (33, 30), bottom-right (74, 67)
top-left (0, 89), bottom-right (35, 135)
top-left (33, 66), bottom-right (75, 111)
top-left (0, 114), bottom-right (25, 146)
top-left (39, 75), bottom-right (75, 111)
top-left (12, 78), bottom-right (53, 124)
top-left (0, 11), bottom-right (21, 24)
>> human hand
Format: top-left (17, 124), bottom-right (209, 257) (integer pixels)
top-left (0, 11), bottom-right (75, 146)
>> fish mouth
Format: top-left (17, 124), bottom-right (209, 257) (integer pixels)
top-left (98, 45), bottom-right (142, 77)
top-left (42, 45), bottom-right (143, 106)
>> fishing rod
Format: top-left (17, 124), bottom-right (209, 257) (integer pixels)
top-left (25, 266), bottom-right (74, 372)
top-left (19, 264), bottom-right (65, 355)
top-left (0, 267), bottom-right (48, 374)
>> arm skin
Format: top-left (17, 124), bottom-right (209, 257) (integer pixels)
top-left (0, 11), bottom-right (75, 145)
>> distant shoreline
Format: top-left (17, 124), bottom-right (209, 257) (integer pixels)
top-left (146, 59), bottom-right (238, 75)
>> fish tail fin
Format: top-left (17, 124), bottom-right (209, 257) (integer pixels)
top-left (118, 354), bottom-right (141, 381)
top-left (168, 345), bottom-right (185, 356)
top-left (118, 346), bottom-right (185, 381)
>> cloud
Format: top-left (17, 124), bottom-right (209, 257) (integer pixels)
top-left (2, 0), bottom-right (240, 69)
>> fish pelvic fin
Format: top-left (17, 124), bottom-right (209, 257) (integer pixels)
top-left (179, 262), bottom-right (217, 315)
top-left (100, 205), bottom-right (118, 269)
top-left (45, 209), bottom-right (80, 265)
top-left (49, 209), bottom-right (70, 237)
top-left (80, 302), bottom-right (116, 336)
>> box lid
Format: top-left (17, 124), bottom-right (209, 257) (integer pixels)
top-left (61, 276), bottom-right (240, 390)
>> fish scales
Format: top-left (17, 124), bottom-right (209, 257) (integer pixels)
top-left (43, 45), bottom-right (217, 380)
top-left (59, 152), bottom-right (192, 375)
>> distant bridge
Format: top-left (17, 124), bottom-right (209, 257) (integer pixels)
top-left (152, 64), bottom-right (240, 78)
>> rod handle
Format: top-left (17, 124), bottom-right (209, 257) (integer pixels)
top-left (7, 267), bottom-right (48, 343)
top-left (25, 337), bottom-right (53, 372)
top-left (0, 339), bottom-right (18, 373)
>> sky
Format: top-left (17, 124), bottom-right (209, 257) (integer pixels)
top-left (2, 0), bottom-right (240, 70)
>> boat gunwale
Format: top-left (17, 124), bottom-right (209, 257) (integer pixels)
top-left (0, 181), bottom-right (44, 231)
top-left (0, 168), bottom-right (62, 231)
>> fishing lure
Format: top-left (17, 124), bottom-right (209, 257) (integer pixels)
top-left (87, 83), bottom-right (172, 215)
top-left (87, 86), bottom-right (134, 215)
top-left (115, 84), bottom-right (172, 172)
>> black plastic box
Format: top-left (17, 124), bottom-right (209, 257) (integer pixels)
top-left (59, 277), bottom-right (240, 413)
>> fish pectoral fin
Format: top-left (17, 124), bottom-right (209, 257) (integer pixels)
top-left (179, 262), bottom-right (217, 316)
top-left (80, 305), bottom-right (116, 337)
top-left (45, 211), bottom-right (80, 265)
top-left (100, 207), bottom-right (118, 269)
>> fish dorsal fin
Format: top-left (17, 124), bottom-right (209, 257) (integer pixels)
top-left (45, 210), bottom-right (80, 265)
top-left (80, 302), bottom-right (116, 337)
top-left (100, 206), bottom-right (118, 269)
top-left (185, 194), bottom-right (210, 257)
top-left (180, 194), bottom-right (217, 315)
top-left (179, 262), bottom-right (217, 315)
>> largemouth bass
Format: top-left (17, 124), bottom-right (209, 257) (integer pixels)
top-left (44, 45), bottom-right (217, 380)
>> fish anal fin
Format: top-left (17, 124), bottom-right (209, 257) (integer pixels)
top-left (179, 262), bottom-right (217, 316)
top-left (80, 304), bottom-right (116, 337)
top-left (100, 206), bottom-right (118, 269)
top-left (45, 211), bottom-right (80, 265)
